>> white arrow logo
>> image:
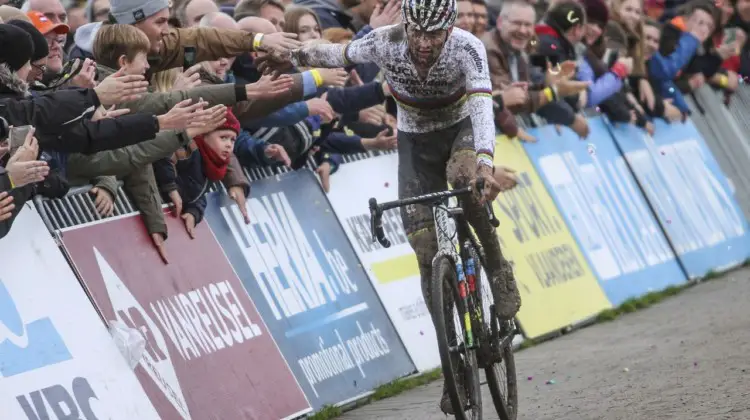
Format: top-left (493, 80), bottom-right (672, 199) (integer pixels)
top-left (93, 247), bottom-right (192, 420)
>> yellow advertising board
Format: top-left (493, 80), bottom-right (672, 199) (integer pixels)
top-left (492, 136), bottom-right (612, 338)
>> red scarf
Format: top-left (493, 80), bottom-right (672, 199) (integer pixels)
top-left (194, 136), bottom-right (229, 181)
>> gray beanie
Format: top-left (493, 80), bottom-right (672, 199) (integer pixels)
top-left (110, 0), bottom-right (169, 24)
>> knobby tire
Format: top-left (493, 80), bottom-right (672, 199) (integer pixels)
top-left (431, 255), bottom-right (482, 420)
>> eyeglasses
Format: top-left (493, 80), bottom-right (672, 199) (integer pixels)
top-left (32, 63), bottom-right (47, 73)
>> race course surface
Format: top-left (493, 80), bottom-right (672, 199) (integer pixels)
top-left (341, 270), bottom-right (750, 420)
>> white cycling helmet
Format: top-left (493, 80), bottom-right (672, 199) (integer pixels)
top-left (401, 0), bottom-right (457, 32)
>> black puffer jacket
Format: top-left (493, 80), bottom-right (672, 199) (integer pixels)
top-left (0, 63), bottom-right (160, 154)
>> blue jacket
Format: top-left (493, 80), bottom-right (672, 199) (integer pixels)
top-left (649, 31), bottom-right (701, 114)
top-left (577, 58), bottom-right (624, 107)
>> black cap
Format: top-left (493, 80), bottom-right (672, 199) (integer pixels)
top-left (7, 20), bottom-right (48, 62)
top-left (0, 24), bottom-right (34, 72)
top-left (545, 1), bottom-right (587, 33)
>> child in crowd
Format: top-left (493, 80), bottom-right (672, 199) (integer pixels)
top-left (154, 109), bottom-right (240, 238)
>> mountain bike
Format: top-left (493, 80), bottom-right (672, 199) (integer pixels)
top-left (369, 179), bottom-right (519, 420)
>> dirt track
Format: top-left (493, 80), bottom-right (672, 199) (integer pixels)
top-left (341, 269), bottom-right (750, 420)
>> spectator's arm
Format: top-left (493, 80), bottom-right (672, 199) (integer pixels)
top-left (184, 194), bottom-right (207, 225)
top-left (233, 131), bottom-right (275, 168)
top-left (122, 166), bottom-right (167, 238)
top-left (324, 82), bottom-right (386, 114)
top-left (535, 100), bottom-right (577, 126)
top-left (314, 150), bottom-right (344, 175)
top-left (66, 131), bottom-right (191, 180)
top-left (92, 176), bottom-right (119, 197)
top-left (156, 27), bottom-right (258, 73)
top-left (648, 32), bottom-right (701, 80)
top-left (232, 73), bottom-right (306, 122)
top-left (495, 107), bottom-right (519, 137)
top-left (0, 169), bottom-right (33, 239)
top-left (123, 84), bottom-right (245, 115)
top-left (153, 157), bottom-right (179, 194)
top-left (38, 113), bottom-right (160, 154)
top-left (321, 131), bottom-right (367, 154)
top-left (221, 154), bottom-right (250, 198)
top-left (0, 87), bottom-right (100, 131)
top-left (243, 102), bottom-right (309, 127)
top-left (578, 58), bottom-right (625, 107)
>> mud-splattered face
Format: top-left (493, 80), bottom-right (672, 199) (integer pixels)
top-left (406, 25), bottom-right (450, 69)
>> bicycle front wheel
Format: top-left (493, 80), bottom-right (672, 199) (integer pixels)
top-left (485, 319), bottom-right (518, 420)
top-left (471, 249), bottom-right (519, 420)
top-left (431, 255), bottom-right (482, 420)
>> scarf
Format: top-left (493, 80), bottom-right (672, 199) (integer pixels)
top-left (194, 136), bottom-right (229, 181)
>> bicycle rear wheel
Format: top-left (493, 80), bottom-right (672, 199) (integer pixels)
top-left (431, 255), bottom-right (482, 420)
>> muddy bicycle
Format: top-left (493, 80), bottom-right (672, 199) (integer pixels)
top-left (369, 179), bottom-right (518, 419)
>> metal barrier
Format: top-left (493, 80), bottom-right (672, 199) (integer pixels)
top-left (34, 146), bottom-right (397, 232)
top-left (686, 85), bottom-right (750, 222)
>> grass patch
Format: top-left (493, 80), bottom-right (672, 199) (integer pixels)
top-left (518, 338), bottom-right (537, 350)
top-left (371, 368), bottom-right (442, 401)
top-left (593, 283), bottom-right (692, 324)
top-left (307, 405), bottom-right (342, 420)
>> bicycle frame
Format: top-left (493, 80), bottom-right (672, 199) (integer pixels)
top-left (369, 181), bottom-right (500, 350)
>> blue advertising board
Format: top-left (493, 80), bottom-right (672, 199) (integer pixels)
top-left (204, 170), bottom-right (415, 410)
top-left (522, 117), bottom-right (687, 305)
top-left (607, 119), bottom-right (750, 277)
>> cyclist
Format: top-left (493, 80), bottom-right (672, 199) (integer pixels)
top-left (281, 0), bottom-right (525, 413)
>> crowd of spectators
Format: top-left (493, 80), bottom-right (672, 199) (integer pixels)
top-left (0, 0), bottom-right (747, 262)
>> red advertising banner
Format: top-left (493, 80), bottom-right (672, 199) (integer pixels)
top-left (61, 214), bottom-right (311, 420)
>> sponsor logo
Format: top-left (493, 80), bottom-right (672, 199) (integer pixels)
top-left (94, 248), bottom-right (192, 420)
top-left (0, 279), bottom-right (72, 377)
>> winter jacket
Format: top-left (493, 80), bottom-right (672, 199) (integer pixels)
top-left (74, 21), bottom-right (272, 78)
top-left (650, 26), bottom-right (701, 113)
top-left (0, 65), bottom-right (160, 155)
top-left (152, 144), bottom-right (210, 225)
top-left (660, 16), bottom-right (724, 92)
top-left (577, 55), bottom-right (625, 107)
top-left (0, 167), bottom-right (34, 239)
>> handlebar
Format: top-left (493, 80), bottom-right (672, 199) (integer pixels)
top-left (369, 179), bottom-right (500, 248)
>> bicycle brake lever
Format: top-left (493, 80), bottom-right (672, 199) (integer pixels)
top-left (369, 198), bottom-right (391, 248)
top-left (476, 178), bottom-right (500, 228)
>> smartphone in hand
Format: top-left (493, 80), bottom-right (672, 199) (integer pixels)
top-left (183, 46), bottom-right (197, 70)
top-left (8, 125), bottom-right (32, 157)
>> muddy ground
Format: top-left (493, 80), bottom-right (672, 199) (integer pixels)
top-left (342, 269), bottom-right (750, 420)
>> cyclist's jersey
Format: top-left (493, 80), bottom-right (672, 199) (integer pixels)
top-left (291, 25), bottom-right (496, 168)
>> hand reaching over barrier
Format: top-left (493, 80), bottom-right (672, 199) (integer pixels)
top-left (95, 68), bottom-right (150, 106)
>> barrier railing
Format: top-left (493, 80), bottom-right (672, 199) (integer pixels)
top-left (14, 91), bottom-right (750, 417)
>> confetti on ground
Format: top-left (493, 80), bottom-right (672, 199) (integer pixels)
top-left (527, 376), bottom-right (533, 381)
top-left (694, 362), bottom-right (698, 367)
top-left (546, 379), bottom-right (556, 385)
top-left (384, 182), bottom-right (389, 187)
top-left (623, 367), bottom-right (630, 373)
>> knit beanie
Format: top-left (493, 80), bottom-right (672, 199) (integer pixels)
top-left (0, 23), bottom-right (34, 71)
top-left (545, 1), bottom-right (587, 33)
top-left (110, 0), bottom-right (169, 24)
top-left (8, 20), bottom-right (48, 61)
top-left (581, 0), bottom-right (609, 26)
top-left (0, 5), bottom-right (30, 23)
